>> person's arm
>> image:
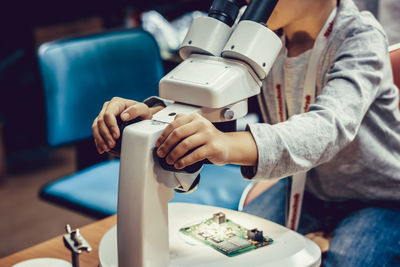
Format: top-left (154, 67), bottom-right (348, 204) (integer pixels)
top-left (241, 23), bottom-right (390, 180)
top-left (155, 113), bottom-right (258, 169)
top-left (224, 131), bottom-right (258, 166)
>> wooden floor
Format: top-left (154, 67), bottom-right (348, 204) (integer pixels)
top-left (0, 147), bottom-right (95, 258)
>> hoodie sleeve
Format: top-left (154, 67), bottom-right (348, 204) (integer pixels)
top-left (241, 21), bottom-right (389, 180)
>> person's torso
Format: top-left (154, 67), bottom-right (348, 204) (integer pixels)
top-left (258, 0), bottom-right (400, 202)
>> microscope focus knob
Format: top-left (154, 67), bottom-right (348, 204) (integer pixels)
top-left (222, 108), bottom-right (235, 120)
top-left (153, 147), bottom-right (211, 174)
top-left (153, 148), bottom-right (210, 194)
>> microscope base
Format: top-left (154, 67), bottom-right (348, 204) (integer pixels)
top-left (99, 203), bottom-right (321, 267)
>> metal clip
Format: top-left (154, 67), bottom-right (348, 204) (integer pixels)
top-left (63, 224), bottom-right (92, 267)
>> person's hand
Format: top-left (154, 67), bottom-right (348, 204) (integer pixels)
top-left (92, 97), bottom-right (163, 154)
top-left (155, 113), bottom-right (231, 169)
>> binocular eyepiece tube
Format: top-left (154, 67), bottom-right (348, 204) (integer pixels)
top-left (240, 0), bottom-right (279, 24)
top-left (208, 0), bottom-right (279, 27)
top-left (208, 0), bottom-right (246, 27)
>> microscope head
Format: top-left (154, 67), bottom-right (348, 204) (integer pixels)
top-left (159, 0), bottom-right (282, 123)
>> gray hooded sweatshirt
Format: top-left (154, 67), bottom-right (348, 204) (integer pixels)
top-left (241, 0), bottom-right (400, 203)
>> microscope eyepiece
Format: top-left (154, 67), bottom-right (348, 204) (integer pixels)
top-left (240, 0), bottom-right (278, 24)
top-left (208, 0), bottom-right (246, 27)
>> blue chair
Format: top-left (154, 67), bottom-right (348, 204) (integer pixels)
top-left (42, 162), bottom-right (251, 217)
top-left (38, 29), bottom-right (251, 218)
top-left (170, 164), bottom-right (251, 210)
top-left (38, 29), bottom-right (163, 146)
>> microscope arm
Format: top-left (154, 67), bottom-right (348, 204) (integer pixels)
top-left (117, 104), bottom-right (205, 267)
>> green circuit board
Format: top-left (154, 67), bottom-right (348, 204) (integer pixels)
top-left (179, 212), bottom-right (273, 257)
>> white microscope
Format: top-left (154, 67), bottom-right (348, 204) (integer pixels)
top-left (98, 0), bottom-right (321, 266)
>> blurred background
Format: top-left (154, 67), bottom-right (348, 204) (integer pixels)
top-left (0, 0), bottom-right (398, 259)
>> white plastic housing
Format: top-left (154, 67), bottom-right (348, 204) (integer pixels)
top-left (117, 105), bottom-right (202, 267)
top-left (117, 120), bottom-right (172, 267)
top-left (222, 20), bottom-right (282, 80)
top-left (179, 16), bottom-right (233, 60)
top-left (159, 54), bottom-right (262, 109)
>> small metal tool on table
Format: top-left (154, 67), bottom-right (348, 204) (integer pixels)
top-left (64, 224), bottom-right (92, 267)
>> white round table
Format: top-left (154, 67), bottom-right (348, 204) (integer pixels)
top-left (99, 203), bottom-right (321, 267)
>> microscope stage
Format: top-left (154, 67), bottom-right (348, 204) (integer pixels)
top-left (99, 203), bottom-right (321, 267)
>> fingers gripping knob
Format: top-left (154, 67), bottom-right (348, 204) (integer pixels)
top-left (108, 116), bottom-right (142, 157)
top-left (152, 147), bottom-right (210, 174)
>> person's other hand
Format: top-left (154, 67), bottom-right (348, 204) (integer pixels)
top-left (92, 97), bottom-right (162, 154)
top-left (155, 113), bottom-right (230, 169)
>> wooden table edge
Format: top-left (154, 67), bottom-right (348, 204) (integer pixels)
top-left (0, 215), bottom-right (117, 267)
